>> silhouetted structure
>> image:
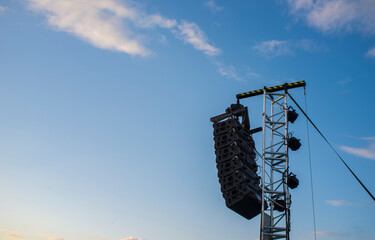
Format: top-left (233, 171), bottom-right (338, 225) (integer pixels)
top-left (211, 104), bottom-right (262, 220)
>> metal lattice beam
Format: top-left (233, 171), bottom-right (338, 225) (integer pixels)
top-left (260, 91), bottom-right (291, 240)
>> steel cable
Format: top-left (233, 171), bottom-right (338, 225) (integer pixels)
top-left (304, 89), bottom-right (317, 240)
top-left (287, 92), bottom-right (375, 202)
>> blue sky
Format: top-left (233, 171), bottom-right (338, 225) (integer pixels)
top-left (0, 0), bottom-right (375, 240)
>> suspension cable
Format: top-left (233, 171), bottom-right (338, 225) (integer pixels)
top-left (287, 92), bottom-right (375, 202)
top-left (304, 88), bottom-right (317, 240)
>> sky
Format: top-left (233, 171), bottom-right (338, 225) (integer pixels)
top-left (0, 0), bottom-right (375, 240)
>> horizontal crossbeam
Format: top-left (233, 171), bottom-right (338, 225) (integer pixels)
top-left (236, 81), bottom-right (306, 99)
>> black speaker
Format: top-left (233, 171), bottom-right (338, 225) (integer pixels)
top-left (212, 114), bottom-right (262, 220)
top-left (223, 182), bottom-right (262, 220)
top-left (216, 155), bottom-right (257, 177)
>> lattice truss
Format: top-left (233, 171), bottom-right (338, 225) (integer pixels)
top-left (260, 91), bottom-right (291, 240)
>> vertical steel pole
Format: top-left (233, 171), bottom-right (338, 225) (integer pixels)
top-left (284, 90), bottom-right (291, 240)
top-left (260, 90), bottom-right (267, 240)
top-left (270, 93), bottom-right (275, 227)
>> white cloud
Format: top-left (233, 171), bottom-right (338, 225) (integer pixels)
top-left (218, 65), bottom-right (243, 81)
top-left (253, 39), bottom-right (319, 57)
top-left (211, 61), bottom-right (261, 82)
top-left (27, 0), bottom-right (220, 57)
top-left (367, 47), bottom-right (375, 58)
top-left (205, 0), bottom-right (223, 13)
top-left (5, 233), bottom-right (23, 240)
top-left (211, 61), bottom-right (243, 81)
top-left (315, 231), bottom-right (351, 238)
top-left (340, 142), bottom-right (375, 160)
top-left (289, 0), bottom-right (314, 11)
top-left (326, 200), bottom-right (352, 206)
top-left (136, 14), bottom-right (177, 29)
top-left (247, 72), bottom-right (261, 78)
top-left (335, 78), bottom-right (351, 85)
top-left (287, 0), bottom-right (375, 34)
top-left (175, 21), bottom-right (221, 56)
top-left (0, 5), bottom-right (6, 14)
top-left (27, 0), bottom-right (150, 56)
top-left (0, 229), bottom-right (22, 240)
top-left (120, 237), bottom-right (141, 240)
top-left (254, 40), bottom-right (292, 57)
top-left (347, 135), bottom-right (375, 140)
top-left (361, 136), bottom-right (375, 141)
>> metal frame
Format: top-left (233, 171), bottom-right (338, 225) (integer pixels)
top-left (260, 89), bottom-right (291, 240)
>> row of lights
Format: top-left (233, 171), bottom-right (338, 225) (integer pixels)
top-left (272, 107), bottom-right (301, 212)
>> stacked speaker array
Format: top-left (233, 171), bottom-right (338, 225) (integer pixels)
top-left (213, 117), bottom-right (262, 220)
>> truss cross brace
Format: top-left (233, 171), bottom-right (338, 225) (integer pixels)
top-left (260, 90), bottom-right (291, 240)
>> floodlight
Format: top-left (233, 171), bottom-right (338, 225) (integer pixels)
top-left (273, 198), bottom-right (286, 212)
top-left (287, 107), bottom-right (299, 123)
top-left (287, 137), bottom-right (301, 151)
top-left (287, 173), bottom-right (299, 189)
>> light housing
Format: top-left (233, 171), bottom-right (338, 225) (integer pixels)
top-left (287, 137), bottom-right (301, 151)
top-left (287, 107), bottom-right (299, 123)
top-left (287, 173), bottom-right (299, 189)
top-left (273, 198), bottom-right (286, 212)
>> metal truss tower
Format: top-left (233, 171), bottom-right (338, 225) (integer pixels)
top-left (260, 90), bottom-right (290, 240)
top-left (234, 81), bottom-right (305, 240)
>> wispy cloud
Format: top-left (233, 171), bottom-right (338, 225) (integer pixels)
top-left (253, 39), bottom-right (320, 57)
top-left (360, 136), bottom-right (375, 141)
top-left (175, 21), bottom-right (221, 56)
top-left (210, 61), bottom-right (264, 82)
top-left (335, 78), bottom-right (351, 85)
top-left (334, 78), bottom-right (351, 94)
top-left (26, 0), bottom-right (220, 57)
top-left (287, 0), bottom-right (375, 34)
top-left (315, 231), bottom-right (351, 238)
top-left (326, 200), bottom-right (353, 206)
top-left (346, 135), bottom-right (375, 141)
top-left (0, 5), bottom-right (6, 14)
top-left (340, 142), bottom-right (375, 160)
top-left (120, 237), bottom-right (142, 240)
top-left (136, 14), bottom-right (176, 29)
top-left (6, 233), bottom-right (23, 240)
top-left (212, 61), bottom-right (244, 81)
top-left (247, 71), bottom-right (261, 78)
top-left (205, 0), bottom-right (223, 13)
top-left (286, 0), bottom-right (375, 57)
top-left (367, 47), bottom-right (375, 58)
top-left (254, 40), bottom-right (292, 57)
top-left (27, 0), bottom-right (150, 56)
top-left (218, 65), bottom-right (243, 81)
top-left (27, 0), bottom-right (258, 82)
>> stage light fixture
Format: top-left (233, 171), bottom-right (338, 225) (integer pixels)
top-left (273, 198), bottom-right (286, 212)
top-left (287, 173), bottom-right (299, 189)
top-left (287, 107), bottom-right (299, 123)
top-left (287, 137), bottom-right (301, 151)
